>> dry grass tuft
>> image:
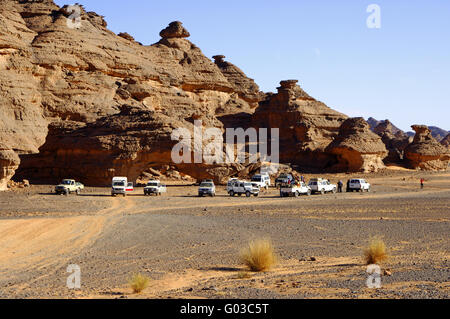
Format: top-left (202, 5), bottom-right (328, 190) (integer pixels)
top-left (364, 237), bottom-right (388, 265)
top-left (129, 273), bottom-right (149, 294)
top-left (240, 239), bottom-right (277, 272)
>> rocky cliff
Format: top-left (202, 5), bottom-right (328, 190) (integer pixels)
top-left (252, 80), bottom-right (348, 169)
top-left (373, 120), bottom-right (412, 164)
top-left (0, 1), bottom-right (262, 186)
top-left (1, 0), bottom-right (448, 188)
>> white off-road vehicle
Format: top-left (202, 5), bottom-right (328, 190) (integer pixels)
top-left (251, 174), bottom-right (271, 189)
top-left (347, 179), bottom-right (371, 192)
top-left (111, 177), bottom-right (134, 197)
top-left (198, 181), bottom-right (216, 197)
top-left (308, 178), bottom-right (337, 195)
top-left (55, 179), bottom-right (84, 195)
top-left (228, 180), bottom-right (260, 197)
top-left (280, 182), bottom-right (311, 197)
top-left (144, 180), bottom-right (167, 196)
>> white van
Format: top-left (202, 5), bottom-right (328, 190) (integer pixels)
top-left (251, 174), bottom-right (271, 189)
top-left (111, 177), bottom-right (133, 196)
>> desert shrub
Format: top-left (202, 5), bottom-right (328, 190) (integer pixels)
top-left (129, 273), bottom-right (149, 294)
top-left (364, 237), bottom-right (388, 265)
top-left (240, 239), bottom-right (277, 272)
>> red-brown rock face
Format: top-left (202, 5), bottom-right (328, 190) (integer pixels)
top-left (326, 117), bottom-right (388, 172)
top-left (252, 80), bottom-right (348, 169)
top-left (0, 0), bottom-right (263, 186)
top-left (404, 125), bottom-right (450, 170)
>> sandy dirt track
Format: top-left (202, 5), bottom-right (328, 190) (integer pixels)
top-left (0, 169), bottom-right (448, 299)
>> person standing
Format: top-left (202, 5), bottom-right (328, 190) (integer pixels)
top-left (420, 178), bottom-right (424, 189)
top-left (338, 180), bottom-right (343, 193)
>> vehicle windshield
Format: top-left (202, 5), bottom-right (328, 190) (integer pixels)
top-left (200, 182), bottom-right (213, 188)
top-left (251, 176), bottom-right (262, 181)
top-left (61, 180), bottom-right (72, 185)
top-left (147, 182), bottom-right (158, 187)
top-left (244, 183), bottom-right (252, 187)
top-left (309, 182), bottom-right (317, 185)
top-left (113, 181), bottom-right (125, 187)
top-left (278, 174), bottom-right (287, 178)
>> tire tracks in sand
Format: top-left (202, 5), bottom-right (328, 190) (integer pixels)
top-left (0, 195), bottom-right (135, 288)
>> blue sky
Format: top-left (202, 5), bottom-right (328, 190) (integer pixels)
top-left (55, 0), bottom-right (450, 131)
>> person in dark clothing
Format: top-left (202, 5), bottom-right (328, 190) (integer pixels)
top-left (338, 180), bottom-right (343, 193)
top-left (346, 180), bottom-right (350, 192)
top-left (420, 178), bottom-right (424, 189)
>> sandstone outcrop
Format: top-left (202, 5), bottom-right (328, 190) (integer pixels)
top-left (404, 125), bottom-right (450, 170)
top-left (0, 0), bottom-right (262, 186)
top-left (373, 120), bottom-right (412, 164)
top-left (326, 117), bottom-right (388, 172)
top-left (441, 134), bottom-right (450, 148)
top-left (252, 80), bottom-right (348, 169)
top-left (0, 150), bottom-right (20, 191)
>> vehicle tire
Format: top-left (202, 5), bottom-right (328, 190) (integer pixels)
top-left (367, 187), bottom-right (371, 192)
top-left (230, 191), bottom-right (235, 197)
top-left (246, 191), bottom-right (251, 197)
top-left (321, 189), bottom-right (325, 195)
top-left (238, 193), bottom-right (242, 197)
top-left (254, 193), bottom-right (258, 197)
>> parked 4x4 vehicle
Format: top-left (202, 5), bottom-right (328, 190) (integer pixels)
top-left (280, 182), bottom-right (311, 197)
top-left (198, 181), bottom-right (216, 197)
top-left (308, 178), bottom-right (337, 194)
top-left (55, 179), bottom-right (84, 195)
top-left (275, 173), bottom-right (294, 188)
top-left (251, 174), bottom-right (271, 189)
top-left (347, 179), bottom-right (371, 192)
top-left (228, 180), bottom-right (260, 197)
top-left (144, 180), bottom-right (167, 196)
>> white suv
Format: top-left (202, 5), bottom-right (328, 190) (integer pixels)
top-left (228, 180), bottom-right (260, 197)
top-left (308, 178), bottom-right (337, 195)
top-left (347, 179), bottom-right (371, 192)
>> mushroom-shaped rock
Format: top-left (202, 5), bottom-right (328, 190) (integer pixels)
top-left (326, 117), bottom-right (388, 172)
top-left (404, 125), bottom-right (450, 170)
top-left (159, 21), bottom-right (190, 38)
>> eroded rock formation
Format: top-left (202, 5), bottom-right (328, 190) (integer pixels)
top-left (326, 117), bottom-right (388, 172)
top-left (252, 80), bottom-right (348, 169)
top-left (0, 0), bottom-right (261, 186)
top-left (373, 120), bottom-right (412, 164)
top-left (404, 125), bottom-right (450, 170)
top-left (441, 134), bottom-right (450, 148)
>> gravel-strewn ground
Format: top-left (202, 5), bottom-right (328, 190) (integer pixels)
top-left (0, 170), bottom-right (448, 299)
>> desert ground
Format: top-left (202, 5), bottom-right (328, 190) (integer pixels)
top-left (0, 168), bottom-right (449, 299)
